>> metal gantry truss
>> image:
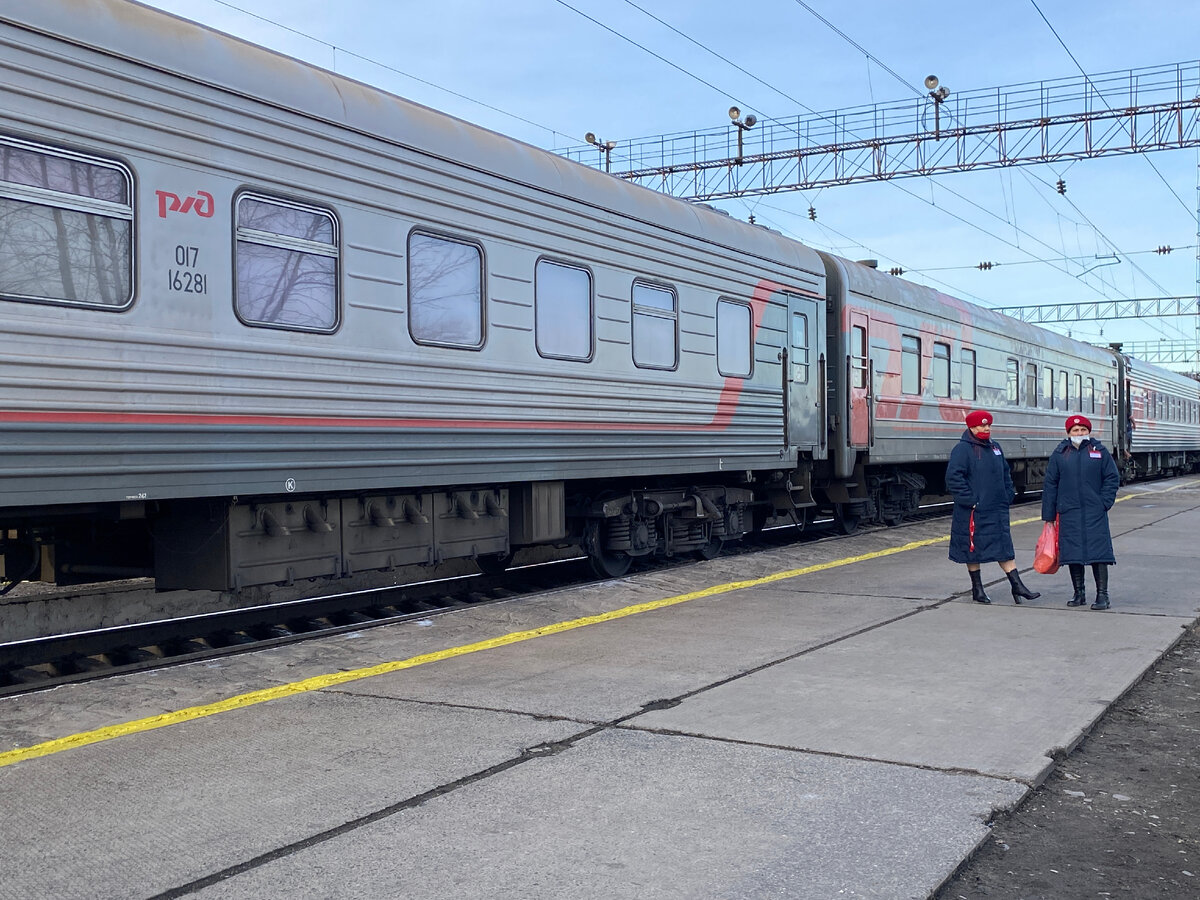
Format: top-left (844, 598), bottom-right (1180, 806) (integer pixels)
top-left (559, 61), bottom-right (1200, 201)
top-left (989, 297), bottom-right (1200, 367)
top-left (1115, 340), bottom-right (1200, 366)
top-left (990, 296), bottom-right (1200, 323)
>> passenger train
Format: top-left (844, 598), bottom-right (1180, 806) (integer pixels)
top-left (1, 0), bottom-right (1198, 594)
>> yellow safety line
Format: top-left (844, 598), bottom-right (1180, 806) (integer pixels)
top-left (7, 481), bottom-right (1168, 771)
top-left (0, 531), bottom-right (959, 769)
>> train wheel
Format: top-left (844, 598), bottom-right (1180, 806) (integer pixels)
top-left (476, 552), bottom-right (513, 576)
top-left (589, 547), bottom-right (633, 579)
top-left (694, 538), bottom-right (724, 560)
top-left (834, 504), bottom-right (861, 534)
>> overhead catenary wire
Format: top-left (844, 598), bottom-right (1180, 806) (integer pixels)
top-left (580, 0), bottom-right (1162, 308)
top-left (174, 1), bottom-right (1191, 346)
top-left (777, 1), bottom-right (1190, 342)
top-left (1030, 0), bottom-right (1197, 223)
top-left (203, 0), bottom-right (1159, 312)
top-left (1026, 0), bottom-right (1194, 339)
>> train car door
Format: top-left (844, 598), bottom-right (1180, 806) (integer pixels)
top-left (785, 293), bottom-right (826, 454)
top-left (847, 311), bottom-right (872, 448)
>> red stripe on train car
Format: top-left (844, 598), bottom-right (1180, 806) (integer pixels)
top-left (1, 279), bottom-right (796, 435)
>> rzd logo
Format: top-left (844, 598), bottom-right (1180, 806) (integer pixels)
top-left (156, 190), bottom-right (215, 219)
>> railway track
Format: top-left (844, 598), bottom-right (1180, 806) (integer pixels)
top-left (0, 498), bottom-right (1021, 697)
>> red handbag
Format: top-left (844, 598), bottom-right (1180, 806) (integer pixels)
top-left (1033, 516), bottom-right (1060, 574)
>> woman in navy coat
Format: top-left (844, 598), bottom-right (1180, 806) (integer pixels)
top-left (1041, 414), bottom-right (1120, 610)
top-left (946, 410), bottom-right (1042, 604)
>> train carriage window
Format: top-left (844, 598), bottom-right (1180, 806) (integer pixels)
top-left (901, 335), bottom-right (920, 394)
top-left (0, 138), bottom-right (132, 309)
top-left (932, 342), bottom-right (950, 398)
top-left (851, 325), bottom-right (868, 389)
top-left (1025, 363), bottom-right (1038, 408)
top-left (1006, 359), bottom-right (1019, 404)
top-left (1085, 377), bottom-right (1095, 413)
top-left (961, 349), bottom-right (977, 401)
top-left (717, 298), bottom-right (753, 378)
top-left (1042, 367), bottom-right (1054, 409)
top-left (1073, 374), bottom-right (1082, 412)
top-left (407, 231), bottom-right (483, 347)
top-left (236, 194), bottom-right (338, 331)
top-left (1058, 370), bottom-right (1069, 411)
top-left (632, 281), bottom-right (678, 370)
top-left (789, 310), bottom-right (809, 383)
top-left (535, 259), bottom-right (592, 361)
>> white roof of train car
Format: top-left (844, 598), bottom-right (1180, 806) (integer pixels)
top-left (1, 0), bottom-right (823, 280)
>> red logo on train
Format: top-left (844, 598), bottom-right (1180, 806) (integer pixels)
top-left (155, 190), bottom-right (215, 219)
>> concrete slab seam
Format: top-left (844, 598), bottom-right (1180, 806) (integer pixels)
top-left (143, 722), bottom-right (612, 900)
top-left (146, 695), bottom-right (700, 898)
top-left (0, 531), bottom-right (955, 770)
top-left (616, 720), bottom-right (1036, 788)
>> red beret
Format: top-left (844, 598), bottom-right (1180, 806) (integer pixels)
top-left (965, 410), bottom-right (992, 429)
top-left (1066, 415), bottom-right (1092, 432)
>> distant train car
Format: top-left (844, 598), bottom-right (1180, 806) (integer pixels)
top-left (817, 252), bottom-right (1121, 527)
top-left (1115, 353), bottom-right (1200, 478)
top-left (1, 0), bottom-right (1196, 598)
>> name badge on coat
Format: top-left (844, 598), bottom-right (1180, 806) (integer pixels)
top-left (1089, 450), bottom-right (1102, 458)
top-left (993, 447), bottom-right (1002, 455)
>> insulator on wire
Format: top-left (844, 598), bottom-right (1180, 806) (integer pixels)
top-left (1055, 178), bottom-right (1067, 195)
top-left (1155, 245), bottom-right (1172, 254)
top-left (888, 267), bottom-right (904, 276)
top-left (807, 206), bottom-right (817, 220)
top-left (977, 261), bottom-right (995, 271)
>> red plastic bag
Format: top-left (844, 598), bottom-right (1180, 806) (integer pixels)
top-left (1033, 517), bottom-right (1060, 574)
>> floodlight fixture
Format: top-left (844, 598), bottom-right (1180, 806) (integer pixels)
top-left (584, 131), bottom-right (616, 172)
top-left (925, 75), bottom-right (951, 140)
top-left (728, 106), bottom-right (757, 163)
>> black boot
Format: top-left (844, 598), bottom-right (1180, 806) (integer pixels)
top-left (1067, 564), bottom-right (1088, 606)
top-left (1007, 569), bottom-right (1040, 604)
top-left (969, 569), bottom-right (992, 604)
top-left (1091, 563), bottom-right (1110, 610)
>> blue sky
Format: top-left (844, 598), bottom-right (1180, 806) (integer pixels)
top-left (138, 0), bottom-right (1200, 366)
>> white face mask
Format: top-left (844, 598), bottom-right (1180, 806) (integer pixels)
top-left (1070, 434), bottom-right (1086, 447)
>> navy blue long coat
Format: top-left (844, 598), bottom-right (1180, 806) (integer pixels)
top-left (946, 430), bottom-right (1016, 564)
top-left (1041, 437), bottom-right (1119, 565)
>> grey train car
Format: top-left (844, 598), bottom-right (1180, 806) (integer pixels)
top-left (1117, 354), bottom-right (1200, 479)
top-left (818, 252), bottom-right (1130, 527)
top-left (0, 0), bottom-right (1197, 596)
top-left (0, 0), bottom-right (829, 589)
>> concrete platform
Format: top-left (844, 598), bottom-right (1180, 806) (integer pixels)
top-left (1, 477), bottom-right (1197, 900)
